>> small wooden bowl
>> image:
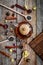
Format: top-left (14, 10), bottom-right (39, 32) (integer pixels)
top-left (15, 21), bottom-right (33, 39)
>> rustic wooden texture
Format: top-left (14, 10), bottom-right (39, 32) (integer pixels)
top-left (24, 0), bottom-right (37, 65)
top-left (29, 32), bottom-right (43, 60)
top-left (0, 0), bottom-right (37, 65)
top-left (29, 33), bottom-right (43, 47)
top-left (0, 0), bottom-right (43, 65)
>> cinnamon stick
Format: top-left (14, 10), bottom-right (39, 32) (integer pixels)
top-left (5, 46), bottom-right (19, 48)
top-left (0, 50), bottom-right (10, 58)
top-left (14, 4), bottom-right (32, 13)
top-left (5, 16), bottom-right (17, 20)
top-left (14, 4), bottom-right (26, 10)
top-left (0, 23), bottom-right (8, 29)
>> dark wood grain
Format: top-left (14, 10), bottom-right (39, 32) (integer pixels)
top-left (29, 32), bottom-right (43, 60)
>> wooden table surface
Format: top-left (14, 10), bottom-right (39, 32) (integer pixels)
top-left (0, 0), bottom-right (40, 65)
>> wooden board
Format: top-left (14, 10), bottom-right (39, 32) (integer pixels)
top-left (29, 32), bottom-right (43, 60)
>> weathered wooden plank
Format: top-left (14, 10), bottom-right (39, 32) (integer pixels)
top-left (0, 0), bottom-right (43, 65)
top-left (29, 32), bottom-right (43, 60)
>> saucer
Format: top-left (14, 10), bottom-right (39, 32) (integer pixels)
top-left (15, 21), bottom-right (33, 39)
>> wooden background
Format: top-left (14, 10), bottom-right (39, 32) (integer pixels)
top-left (0, 0), bottom-right (43, 65)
